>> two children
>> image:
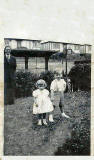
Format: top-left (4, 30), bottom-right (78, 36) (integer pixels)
top-left (33, 73), bottom-right (70, 126)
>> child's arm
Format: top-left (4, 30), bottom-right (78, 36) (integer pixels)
top-left (33, 97), bottom-right (38, 107)
top-left (63, 80), bottom-right (66, 91)
top-left (50, 81), bottom-right (55, 101)
top-left (33, 90), bottom-right (38, 107)
top-left (50, 89), bottom-right (54, 101)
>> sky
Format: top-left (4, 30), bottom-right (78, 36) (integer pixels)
top-left (0, 0), bottom-right (94, 44)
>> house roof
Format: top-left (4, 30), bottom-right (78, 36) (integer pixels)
top-left (41, 40), bottom-right (92, 46)
top-left (4, 38), bottom-right (41, 42)
top-left (4, 38), bottom-right (92, 46)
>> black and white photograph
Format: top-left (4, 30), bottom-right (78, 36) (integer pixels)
top-left (0, 0), bottom-right (94, 156)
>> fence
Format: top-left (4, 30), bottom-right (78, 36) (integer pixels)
top-left (16, 57), bottom-right (75, 74)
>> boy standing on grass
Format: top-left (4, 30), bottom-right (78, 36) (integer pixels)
top-left (50, 72), bottom-right (70, 119)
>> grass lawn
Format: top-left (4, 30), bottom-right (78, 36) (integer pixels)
top-left (4, 91), bottom-right (90, 155)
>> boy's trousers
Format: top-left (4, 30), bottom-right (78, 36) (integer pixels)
top-left (52, 91), bottom-right (64, 109)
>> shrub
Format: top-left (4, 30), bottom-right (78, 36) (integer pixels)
top-left (68, 63), bottom-right (91, 91)
top-left (55, 118), bottom-right (90, 155)
top-left (15, 70), bottom-right (39, 98)
top-left (15, 70), bottom-right (55, 98)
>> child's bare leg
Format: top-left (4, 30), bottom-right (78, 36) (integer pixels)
top-left (59, 99), bottom-right (70, 119)
top-left (43, 113), bottom-right (46, 119)
top-left (49, 113), bottom-right (54, 122)
top-left (43, 113), bottom-right (47, 125)
top-left (38, 114), bottom-right (42, 125)
top-left (59, 102), bottom-right (63, 113)
top-left (59, 92), bottom-right (65, 113)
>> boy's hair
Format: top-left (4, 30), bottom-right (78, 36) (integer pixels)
top-left (54, 72), bottom-right (62, 78)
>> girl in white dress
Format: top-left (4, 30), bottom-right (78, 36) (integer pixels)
top-left (33, 79), bottom-right (54, 125)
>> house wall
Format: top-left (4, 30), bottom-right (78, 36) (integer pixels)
top-left (4, 38), bottom-right (91, 53)
top-left (10, 40), bottom-right (17, 49)
top-left (85, 45), bottom-right (91, 54)
top-left (4, 39), bottom-right (41, 50)
top-left (60, 43), bottom-right (63, 52)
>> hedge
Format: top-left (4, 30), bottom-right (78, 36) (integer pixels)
top-left (55, 116), bottom-right (90, 155)
top-left (15, 63), bottom-right (91, 98)
top-left (68, 63), bottom-right (91, 91)
top-left (15, 70), bottom-right (55, 98)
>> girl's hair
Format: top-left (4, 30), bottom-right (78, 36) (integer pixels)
top-left (36, 79), bottom-right (47, 88)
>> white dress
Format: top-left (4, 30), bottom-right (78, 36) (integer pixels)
top-left (33, 89), bottom-right (54, 114)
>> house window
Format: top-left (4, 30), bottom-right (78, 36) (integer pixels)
top-left (74, 45), bottom-right (80, 50)
top-left (63, 44), bottom-right (67, 49)
top-left (33, 41), bottom-right (40, 48)
top-left (53, 43), bottom-right (60, 49)
top-left (80, 46), bottom-right (84, 53)
top-left (88, 46), bottom-right (91, 51)
top-left (33, 41), bottom-right (37, 47)
top-left (5, 40), bottom-right (10, 46)
top-left (17, 41), bottom-right (21, 48)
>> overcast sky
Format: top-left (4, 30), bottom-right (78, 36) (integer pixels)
top-left (0, 0), bottom-right (94, 44)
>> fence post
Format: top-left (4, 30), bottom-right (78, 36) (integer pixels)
top-left (45, 56), bottom-right (49, 71)
top-left (25, 56), bottom-right (29, 70)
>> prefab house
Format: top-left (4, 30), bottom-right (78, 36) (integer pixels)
top-left (4, 38), bottom-right (41, 50)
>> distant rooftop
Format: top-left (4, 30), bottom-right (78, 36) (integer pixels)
top-left (41, 40), bottom-right (92, 46)
top-left (4, 38), bottom-right (41, 42)
top-left (4, 38), bottom-right (92, 46)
